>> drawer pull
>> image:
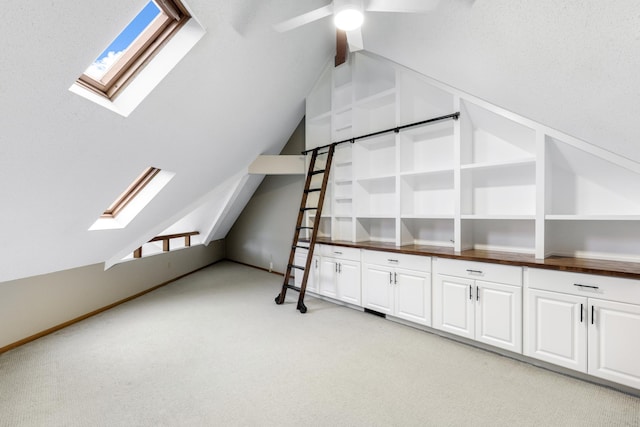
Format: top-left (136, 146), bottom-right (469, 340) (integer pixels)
top-left (466, 269), bottom-right (483, 274)
top-left (334, 251), bottom-right (343, 255)
top-left (573, 283), bottom-right (599, 290)
top-left (469, 285), bottom-right (472, 300)
top-left (389, 272), bottom-right (393, 284)
top-left (388, 259), bottom-right (399, 263)
top-left (580, 303), bottom-right (583, 323)
top-left (394, 272), bottom-right (397, 284)
top-left (591, 305), bottom-right (595, 325)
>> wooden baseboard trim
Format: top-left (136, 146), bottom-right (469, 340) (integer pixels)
top-left (0, 259), bottom-right (223, 355)
top-left (226, 259), bottom-right (285, 277)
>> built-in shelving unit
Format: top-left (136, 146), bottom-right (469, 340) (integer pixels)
top-left (305, 52), bottom-right (640, 262)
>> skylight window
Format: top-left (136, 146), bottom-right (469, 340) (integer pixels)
top-left (89, 167), bottom-right (175, 231)
top-left (77, 0), bottom-right (190, 99)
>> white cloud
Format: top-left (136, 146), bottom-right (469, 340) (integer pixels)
top-left (84, 50), bottom-right (125, 80)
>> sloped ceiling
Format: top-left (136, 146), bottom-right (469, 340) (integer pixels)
top-left (2, 0), bottom-right (639, 283)
top-left (0, 0), bottom-right (333, 282)
top-left (362, 0), bottom-right (640, 163)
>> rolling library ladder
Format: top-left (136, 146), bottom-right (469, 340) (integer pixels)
top-left (275, 144), bottom-right (336, 313)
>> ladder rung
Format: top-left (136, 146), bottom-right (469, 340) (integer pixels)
top-left (297, 226), bottom-right (313, 230)
top-left (304, 188), bottom-right (322, 193)
top-left (285, 284), bottom-right (301, 292)
top-left (289, 264), bottom-right (305, 270)
top-left (300, 207), bottom-right (318, 211)
top-left (293, 245), bottom-right (310, 250)
top-left (310, 169), bottom-right (326, 175)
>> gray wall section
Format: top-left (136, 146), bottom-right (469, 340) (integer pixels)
top-left (0, 241), bottom-right (225, 349)
top-left (226, 119), bottom-right (305, 274)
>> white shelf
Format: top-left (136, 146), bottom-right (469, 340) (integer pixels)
top-left (356, 214), bottom-right (397, 219)
top-left (400, 168), bottom-right (454, 179)
top-left (462, 215), bottom-right (536, 220)
top-left (401, 214), bottom-right (455, 219)
top-left (461, 157), bottom-right (536, 171)
top-left (356, 174), bottom-right (396, 185)
top-left (354, 88), bottom-right (396, 109)
top-left (545, 214), bottom-right (640, 221)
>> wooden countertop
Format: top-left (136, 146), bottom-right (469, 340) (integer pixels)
top-left (314, 238), bottom-right (640, 280)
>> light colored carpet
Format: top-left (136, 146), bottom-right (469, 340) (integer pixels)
top-left (0, 261), bottom-right (638, 426)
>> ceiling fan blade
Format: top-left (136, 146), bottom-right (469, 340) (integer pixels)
top-left (273, 4), bottom-right (334, 32)
top-left (346, 28), bottom-right (364, 52)
top-left (365, 0), bottom-right (440, 13)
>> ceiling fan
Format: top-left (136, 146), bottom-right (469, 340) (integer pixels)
top-left (274, 0), bottom-right (441, 55)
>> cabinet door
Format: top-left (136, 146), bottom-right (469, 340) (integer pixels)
top-left (362, 263), bottom-right (393, 314)
top-left (307, 255), bottom-right (320, 294)
top-left (475, 280), bottom-right (522, 353)
top-left (588, 299), bottom-right (640, 389)
top-left (434, 274), bottom-right (474, 340)
top-left (337, 260), bottom-right (361, 306)
top-left (395, 268), bottom-right (431, 326)
top-left (320, 258), bottom-right (338, 298)
top-left (525, 289), bottom-right (587, 372)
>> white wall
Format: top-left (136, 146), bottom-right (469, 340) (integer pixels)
top-left (0, 241), bottom-right (225, 350)
top-left (364, 0), bottom-right (640, 163)
top-left (226, 119), bottom-right (305, 273)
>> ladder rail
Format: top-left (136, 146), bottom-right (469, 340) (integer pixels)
top-left (296, 144), bottom-right (334, 310)
top-left (275, 148), bottom-right (319, 305)
top-left (275, 144), bottom-right (335, 312)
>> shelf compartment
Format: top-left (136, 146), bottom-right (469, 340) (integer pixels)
top-left (353, 95), bottom-right (396, 135)
top-left (544, 220), bottom-right (640, 262)
top-left (460, 100), bottom-right (536, 165)
top-left (356, 217), bottom-right (396, 243)
top-left (306, 216), bottom-right (331, 239)
top-left (333, 163), bottom-right (352, 183)
top-left (398, 70), bottom-right (454, 124)
top-left (334, 144), bottom-right (352, 165)
top-left (355, 176), bottom-right (397, 217)
top-left (401, 170), bottom-right (454, 217)
top-left (546, 137), bottom-right (640, 216)
top-left (353, 133), bottom-right (396, 179)
top-left (334, 180), bottom-right (352, 199)
top-left (400, 121), bottom-right (455, 174)
top-left (354, 54), bottom-right (395, 102)
top-left (461, 162), bottom-right (536, 216)
top-left (334, 198), bottom-right (353, 217)
top-left (461, 218), bottom-right (535, 254)
top-left (332, 216), bottom-right (353, 242)
top-left (400, 218), bottom-right (454, 247)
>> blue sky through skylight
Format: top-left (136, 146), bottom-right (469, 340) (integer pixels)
top-left (85, 1), bottom-right (161, 80)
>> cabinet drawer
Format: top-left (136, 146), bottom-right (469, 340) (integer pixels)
top-left (527, 268), bottom-right (640, 305)
top-left (320, 245), bottom-right (361, 261)
top-left (435, 258), bottom-right (522, 286)
top-left (362, 250), bottom-right (430, 272)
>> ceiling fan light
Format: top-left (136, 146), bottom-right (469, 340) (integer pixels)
top-left (334, 8), bottom-right (364, 31)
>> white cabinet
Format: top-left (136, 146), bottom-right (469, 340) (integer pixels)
top-left (294, 250), bottom-right (320, 295)
top-left (318, 246), bottom-right (361, 306)
top-left (433, 258), bottom-right (522, 353)
top-left (525, 268), bottom-right (640, 389)
top-left (361, 251), bottom-right (431, 326)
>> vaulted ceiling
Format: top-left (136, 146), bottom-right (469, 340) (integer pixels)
top-left (1, 0), bottom-right (638, 282)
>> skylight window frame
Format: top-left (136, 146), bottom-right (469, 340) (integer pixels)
top-left (77, 0), bottom-right (190, 100)
top-left (101, 166), bottom-right (161, 219)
